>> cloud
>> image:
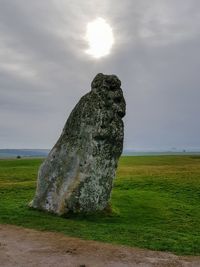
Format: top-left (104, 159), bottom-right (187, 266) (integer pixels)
top-left (0, 0), bottom-right (200, 149)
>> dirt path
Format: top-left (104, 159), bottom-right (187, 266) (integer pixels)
top-left (0, 224), bottom-right (199, 267)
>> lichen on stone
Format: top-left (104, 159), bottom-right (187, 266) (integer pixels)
top-left (30, 73), bottom-right (126, 215)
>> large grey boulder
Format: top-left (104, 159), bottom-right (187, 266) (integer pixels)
top-left (30, 73), bottom-right (126, 215)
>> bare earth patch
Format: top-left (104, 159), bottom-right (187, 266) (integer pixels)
top-left (0, 224), bottom-right (199, 267)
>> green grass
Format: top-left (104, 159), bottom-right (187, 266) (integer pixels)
top-left (0, 156), bottom-right (199, 255)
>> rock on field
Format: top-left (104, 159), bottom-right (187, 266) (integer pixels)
top-left (30, 73), bottom-right (126, 215)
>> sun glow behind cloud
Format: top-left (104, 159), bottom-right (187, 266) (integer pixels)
top-left (85, 17), bottom-right (114, 58)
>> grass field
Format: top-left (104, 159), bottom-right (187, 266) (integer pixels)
top-left (0, 156), bottom-right (199, 255)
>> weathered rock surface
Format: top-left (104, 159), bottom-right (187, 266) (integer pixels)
top-left (30, 73), bottom-right (126, 215)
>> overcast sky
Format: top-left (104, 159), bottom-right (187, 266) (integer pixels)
top-left (0, 0), bottom-right (200, 150)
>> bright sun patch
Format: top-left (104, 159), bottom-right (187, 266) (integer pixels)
top-left (86, 17), bottom-right (114, 59)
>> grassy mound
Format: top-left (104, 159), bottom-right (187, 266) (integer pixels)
top-left (0, 156), bottom-right (199, 255)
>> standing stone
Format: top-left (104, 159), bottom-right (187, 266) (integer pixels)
top-left (30, 73), bottom-right (126, 215)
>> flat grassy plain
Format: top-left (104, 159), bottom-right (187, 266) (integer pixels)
top-left (0, 156), bottom-right (199, 255)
